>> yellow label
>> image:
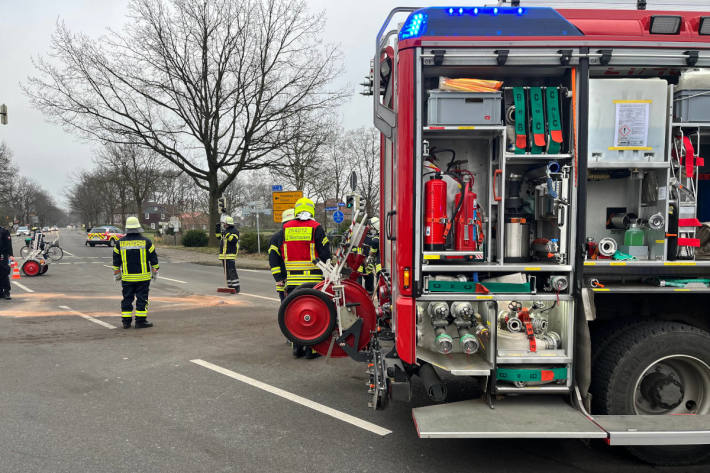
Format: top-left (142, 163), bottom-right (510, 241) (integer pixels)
top-left (664, 262), bottom-right (696, 266)
top-left (608, 146), bottom-right (653, 151)
top-left (423, 254), bottom-right (441, 260)
top-left (613, 99), bottom-right (653, 104)
top-left (457, 126), bottom-right (476, 130)
top-left (609, 262), bottom-right (627, 266)
top-left (655, 240), bottom-right (665, 244)
top-left (120, 240), bottom-right (146, 248)
top-left (674, 288), bottom-right (691, 292)
top-left (284, 227), bottom-right (313, 241)
top-left (593, 288), bottom-right (610, 292)
top-left (524, 267), bottom-right (542, 271)
top-left (475, 295), bottom-right (493, 300)
top-left (584, 261), bottom-right (596, 266)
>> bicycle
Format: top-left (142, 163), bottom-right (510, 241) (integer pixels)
top-left (20, 237), bottom-right (63, 262)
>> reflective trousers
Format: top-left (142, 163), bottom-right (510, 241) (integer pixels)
top-left (223, 260), bottom-right (240, 292)
top-left (121, 280), bottom-right (150, 318)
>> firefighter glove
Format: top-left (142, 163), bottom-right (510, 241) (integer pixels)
top-left (113, 270), bottom-right (121, 281)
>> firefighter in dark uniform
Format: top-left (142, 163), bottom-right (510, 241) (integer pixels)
top-left (0, 223), bottom-right (14, 300)
top-left (272, 197), bottom-right (331, 358)
top-left (359, 217), bottom-right (381, 295)
top-left (269, 208), bottom-right (295, 301)
top-left (216, 216), bottom-right (240, 293)
top-left (112, 217), bottom-right (159, 329)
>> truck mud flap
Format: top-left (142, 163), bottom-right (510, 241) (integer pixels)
top-left (594, 415), bottom-right (710, 446)
top-left (412, 396), bottom-right (606, 439)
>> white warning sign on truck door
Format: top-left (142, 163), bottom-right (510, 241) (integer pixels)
top-left (612, 100), bottom-right (651, 149)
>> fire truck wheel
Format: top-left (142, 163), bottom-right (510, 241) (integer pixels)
top-left (108, 239), bottom-right (114, 247)
top-left (89, 243), bottom-right (95, 247)
top-left (591, 322), bottom-right (710, 466)
top-left (21, 260), bottom-right (41, 277)
top-left (279, 288), bottom-right (336, 346)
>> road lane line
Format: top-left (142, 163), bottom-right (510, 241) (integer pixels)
top-left (12, 281), bottom-right (35, 293)
top-left (63, 250), bottom-right (74, 256)
top-left (58, 305), bottom-right (117, 329)
top-left (239, 268), bottom-right (269, 273)
top-left (239, 292), bottom-right (280, 302)
top-left (158, 276), bottom-right (187, 284)
top-left (190, 359), bottom-right (392, 437)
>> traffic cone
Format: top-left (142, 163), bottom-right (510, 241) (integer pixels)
top-left (11, 259), bottom-right (21, 280)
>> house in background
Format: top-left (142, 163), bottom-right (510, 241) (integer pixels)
top-left (180, 212), bottom-right (209, 231)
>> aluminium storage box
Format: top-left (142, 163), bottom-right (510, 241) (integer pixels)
top-left (427, 90), bottom-right (502, 126)
top-left (673, 90), bottom-right (710, 123)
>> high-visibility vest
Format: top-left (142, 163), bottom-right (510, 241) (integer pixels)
top-left (282, 219), bottom-right (323, 287)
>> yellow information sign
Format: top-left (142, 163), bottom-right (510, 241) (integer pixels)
top-left (272, 190), bottom-right (303, 223)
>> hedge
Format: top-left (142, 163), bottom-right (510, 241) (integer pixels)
top-left (181, 229), bottom-right (209, 247)
top-left (239, 231), bottom-right (272, 254)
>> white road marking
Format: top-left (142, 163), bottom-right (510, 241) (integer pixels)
top-left (58, 305), bottom-right (117, 330)
top-left (190, 359), bottom-right (392, 437)
top-left (102, 265), bottom-right (114, 269)
top-left (239, 292), bottom-right (280, 303)
top-left (240, 268), bottom-right (269, 273)
top-left (63, 250), bottom-right (74, 256)
top-left (58, 262), bottom-right (71, 265)
top-left (12, 281), bottom-right (35, 293)
top-left (158, 276), bottom-right (187, 284)
top-left (91, 261), bottom-right (103, 263)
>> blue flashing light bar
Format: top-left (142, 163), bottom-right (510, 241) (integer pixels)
top-left (398, 6), bottom-right (582, 40)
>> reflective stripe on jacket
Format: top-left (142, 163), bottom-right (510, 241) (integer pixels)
top-left (112, 234), bottom-right (159, 282)
top-left (280, 219), bottom-right (331, 288)
top-left (218, 225), bottom-right (239, 260)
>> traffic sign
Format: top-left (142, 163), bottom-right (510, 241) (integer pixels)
top-left (272, 190), bottom-right (303, 222)
top-left (272, 185), bottom-right (283, 192)
top-left (333, 210), bottom-right (344, 224)
top-left (337, 202), bottom-right (346, 207)
top-left (325, 206), bottom-right (337, 211)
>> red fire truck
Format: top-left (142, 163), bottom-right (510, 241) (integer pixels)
top-left (279, 2), bottom-right (710, 465)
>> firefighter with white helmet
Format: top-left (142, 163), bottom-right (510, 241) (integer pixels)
top-left (269, 208), bottom-right (295, 301)
top-left (112, 216), bottom-right (159, 329)
top-left (216, 215), bottom-right (240, 293)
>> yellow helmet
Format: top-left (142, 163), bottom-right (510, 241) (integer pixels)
top-left (281, 208), bottom-right (295, 223)
top-left (294, 197), bottom-right (315, 216)
top-left (225, 216), bottom-right (234, 225)
top-left (125, 216), bottom-right (142, 229)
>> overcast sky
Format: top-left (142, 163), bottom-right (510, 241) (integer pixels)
top-left (0, 0), bottom-right (708, 207)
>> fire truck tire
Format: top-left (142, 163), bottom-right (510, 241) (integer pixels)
top-left (21, 260), bottom-right (41, 277)
top-left (89, 243), bottom-right (95, 247)
top-left (108, 239), bottom-right (114, 247)
top-left (278, 288), bottom-right (336, 346)
top-left (590, 318), bottom-right (645, 365)
top-left (591, 322), bottom-right (710, 466)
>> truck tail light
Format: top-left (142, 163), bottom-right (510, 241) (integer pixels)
top-left (403, 267), bottom-right (410, 289)
top-left (649, 16), bottom-right (681, 35)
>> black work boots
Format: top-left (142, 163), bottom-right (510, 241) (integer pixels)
top-left (123, 318), bottom-right (154, 329)
top-left (134, 318), bottom-right (154, 329)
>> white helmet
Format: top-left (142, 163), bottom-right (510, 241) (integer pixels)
top-left (369, 217), bottom-right (380, 233)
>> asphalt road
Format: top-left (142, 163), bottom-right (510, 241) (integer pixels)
top-left (0, 230), bottom-right (704, 472)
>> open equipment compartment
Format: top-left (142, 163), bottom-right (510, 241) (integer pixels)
top-left (413, 53), bottom-right (578, 394)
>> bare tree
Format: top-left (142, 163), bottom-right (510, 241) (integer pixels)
top-left (269, 112), bottom-right (332, 194)
top-left (97, 143), bottom-right (164, 216)
top-left (0, 142), bottom-right (18, 223)
top-left (346, 128), bottom-right (380, 218)
top-left (25, 0), bottom-right (343, 244)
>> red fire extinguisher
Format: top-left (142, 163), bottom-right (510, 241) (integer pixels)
top-left (454, 179), bottom-right (480, 251)
top-left (425, 173), bottom-right (447, 251)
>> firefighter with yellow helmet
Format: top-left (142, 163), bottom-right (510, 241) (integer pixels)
top-left (271, 197), bottom-right (331, 358)
top-left (112, 216), bottom-right (159, 329)
top-left (216, 216), bottom-right (240, 293)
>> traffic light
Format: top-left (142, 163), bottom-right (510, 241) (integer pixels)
top-left (217, 196), bottom-right (227, 214)
top-left (345, 194), bottom-right (360, 213)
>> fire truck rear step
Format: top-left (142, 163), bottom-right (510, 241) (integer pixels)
top-left (413, 397), bottom-right (605, 439)
top-left (595, 415), bottom-right (710, 446)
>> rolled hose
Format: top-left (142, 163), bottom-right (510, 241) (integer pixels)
top-left (417, 363), bottom-right (447, 402)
